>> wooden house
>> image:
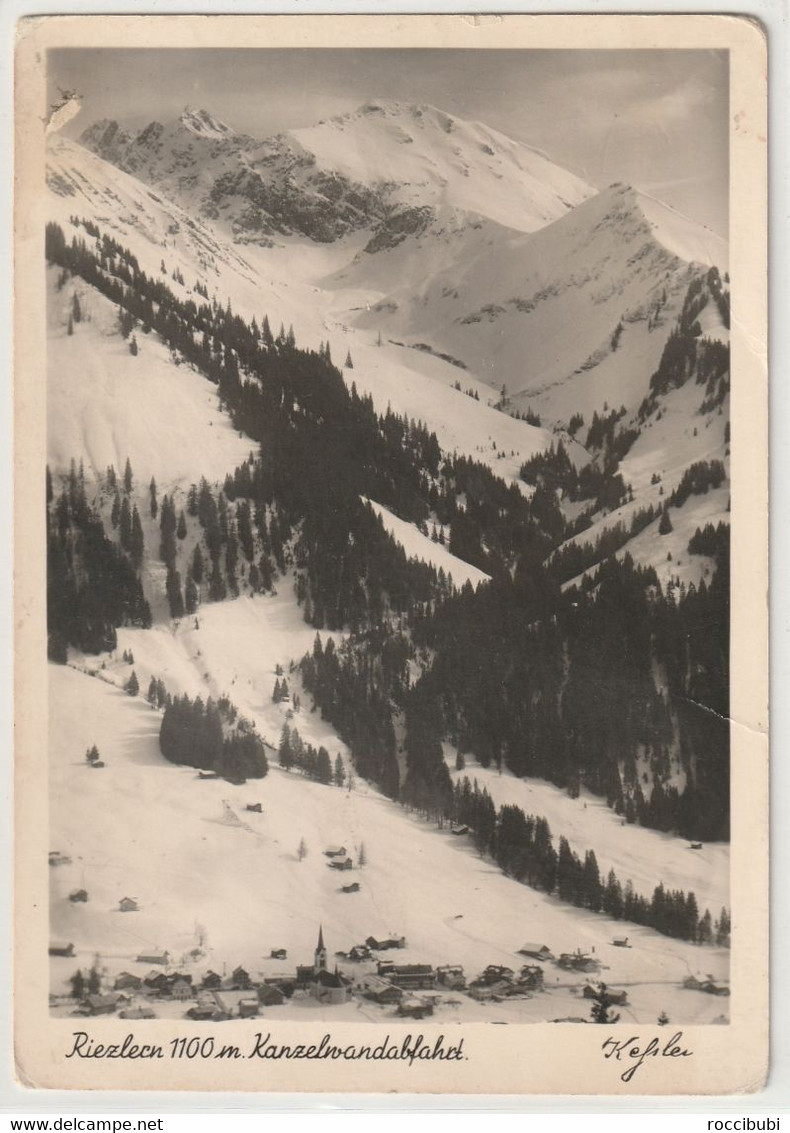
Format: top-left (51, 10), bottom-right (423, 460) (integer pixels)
top-left (386, 964), bottom-right (436, 990)
top-left (340, 882), bottom-right (360, 894)
top-left (701, 981), bottom-right (730, 997)
top-left (201, 970), bottom-right (222, 989)
top-left (295, 965), bottom-right (316, 989)
top-left (113, 972), bottom-right (142, 992)
top-left (198, 771), bottom-right (219, 780)
top-left (328, 857), bottom-right (353, 871)
top-left (450, 825), bottom-right (470, 836)
top-left (169, 978), bottom-right (194, 1002)
top-left (84, 994), bottom-right (117, 1016)
top-left (48, 941), bottom-right (75, 957)
top-left (238, 997), bottom-right (259, 1018)
top-left (258, 985), bottom-right (286, 1007)
top-left (518, 943), bottom-right (552, 961)
top-left (119, 896), bottom-right (139, 913)
top-left (246, 803), bottom-right (263, 813)
top-left (518, 965), bottom-right (544, 990)
top-left (612, 937), bottom-right (631, 948)
top-left (475, 965), bottom-right (515, 987)
top-left (69, 889), bottom-right (89, 903)
top-left (366, 935), bottom-right (406, 951)
top-left (270, 948), bottom-right (287, 960)
top-left (363, 978), bottom-right (403, 1005)
top-left (143, 972), bottom-right (169, 995)
top-left (136, 950), bottom-right (169, 966)
top-left (324, 845), bottom-right (347, 858)
top-left (558, 951), bottom-right (599, 973)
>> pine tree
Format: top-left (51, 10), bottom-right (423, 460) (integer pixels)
top-left (70, 969), bottom-right (85, 1000)
top-left (279, 724), bottom-right (294, 771)
top-left (129, 335), bottom-right (138, 356)
top-left (192, 544), bottom-right (204, 584)
top-left (111, 490), bottom-right (121, 528)
top-left (67, 313), bottom-right (74, 335)
top-left (147, 676), bottom-right (158, 705)
top-left (126, 670), bottom-right (139, 696)
top-left (297, 836), bottom-right (308, 861)
top-left (87, 962), bottom-right (101, 995)
top-left (149, 477), bottom-right (158, 519)
top-left (589, 983), bottom-right (620, 1024)
top-left (358, 842), bottom-right (367, 867)
top-left (334, 753), bottom-right (345, 787)
top-left (72, 293), bottom-right (82, 324)
top-left (657, 1010), bottom-right (670, 1026)
top-left (119, 496), bottom-right (132, 551)
top-left (185, 576), bottom-right (198, 614)
top-left (177, 510), bottom-right (187, 540)
top-left (659, 506), bottom-right (673, 535)
top-left (123, 458), bottom-right (133, 494)
top-left (344, 349), bottom-right (353, 369)
top-left (130, 505), bottom-right (144, 567)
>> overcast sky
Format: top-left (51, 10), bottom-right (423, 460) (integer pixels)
top-left (49, 48), bottom-right (729, 237)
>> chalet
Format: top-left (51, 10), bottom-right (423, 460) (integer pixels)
top-left (518, 966), bottom-right (544, 990)
top-left (119, 1006), bottom-right (156, 1019)
top-left (119, 897), bottom-right (139, 913)
top-left (201, 970), bottom-right (222, 989)
top-left (398, 999), bottom-right (434, 1020)
top-left (474, 965), bottom-right (515, 987)
top-left (363, 979), bottom-right (403, 1005)
top-left (270, 948), bottom-right (287, 960)
top-left (450, 825), bottom-right (470, 836)
top-left (69, 889), bottom-right (89, 903)
top-left (258, 985), bottom-right (286, 1007)
top-left (246, 803), bottom-right (263, 813)
top-left (324, 846), bottom-right (347, 858)
top-left (386, 964), bottom-right (436, 991)
top-left (143, 972), bottom-right (169, 995)
top-left (113, 972), bottom-right (142, 992)
top-left (48, 941), bottom-right (75, 957)
top-left (436, 965), bottom-right (466, 990)
top-left (328, 857), bottom-right (353, 871)
top-left (689, 842), bottom-right (703, 850)
top-left (84, 994), bottom-right (117, 1016)
top-left (612, 937), bottom-right (631, 948)
top-left (701, 981), bottom-right (730, 997)
top-left (230, 966), bottom-right (252, 990)
top-left (92, 761), bottom-right (105, 769)
top-left (198, 771), bottom-right (219, 780)
top-left (238, 997), bottom-right (259, 1018)
top-left (519, 943), bottom-right (552, 961)
top-left (582, 985), bottom-right (628, 1006)
top-left (168, 978), bottom-right (194, 1002)
top-left (48, 851), bottom-right (72, 867)
top-left (340, 882), bottom-right (360, 894)
top-left (187, 1003), bottom-right (220, 1021)
top-left (136, 950), bottom-right (169, 966)
top-left (348, 944), bottom-right (372, 962)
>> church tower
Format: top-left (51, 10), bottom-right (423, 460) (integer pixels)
top-left (314, 925), bottom-right (327, 975)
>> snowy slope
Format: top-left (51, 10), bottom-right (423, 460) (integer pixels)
top-left (290, 100), bottom-right (595, 234)
top-left (364, 499), bottom-right (490, 589)
top-left (49, 660), bottom-right (729, 1026)
top-left (352, 184), bottom-right (728, 421)
top-left (47, 268), bottom-right (251, 487)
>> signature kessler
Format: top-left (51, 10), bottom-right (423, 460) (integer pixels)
top-left (602, 1031), bottom-right (693, 1082)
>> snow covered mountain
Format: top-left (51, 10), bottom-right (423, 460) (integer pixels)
top-left (44, 96), bottom-right (732, 1025)
top-left (79, 100), bottom-right (595, 247)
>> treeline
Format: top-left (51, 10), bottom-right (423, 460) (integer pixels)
top-left (47, 461), bottom-right (151, 659)
top-left (667, 460), bottom-right (726, 509)
top-left (159, 693), bottom-right (268, 782)
top-left (547, 503), bottom-right (659, 584)
top-left (639, 274), bottom-right (730, 418)
top-left (449, 777), bottom-right (729, 945)
top-left (278, 722), bottom-right (345, 787)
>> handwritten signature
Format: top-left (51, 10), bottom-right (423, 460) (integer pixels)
top-left (602, 1031), bottom-right (693, 1082)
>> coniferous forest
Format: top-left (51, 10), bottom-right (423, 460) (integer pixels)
top-left (46, 214), bottom-right (730, 882)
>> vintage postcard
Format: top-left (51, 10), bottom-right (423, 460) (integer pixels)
top-left (13, 13), bottom-right (768, 1095)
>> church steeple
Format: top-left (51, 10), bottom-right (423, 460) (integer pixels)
top-left (314, 924), bottom-right (327, 974)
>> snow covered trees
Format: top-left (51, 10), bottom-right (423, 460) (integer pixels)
top-left (159, 693), bottom-right (268, 780)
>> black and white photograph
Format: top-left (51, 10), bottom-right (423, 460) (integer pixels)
top-left (13, 12), bottom-right (768, 1095)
